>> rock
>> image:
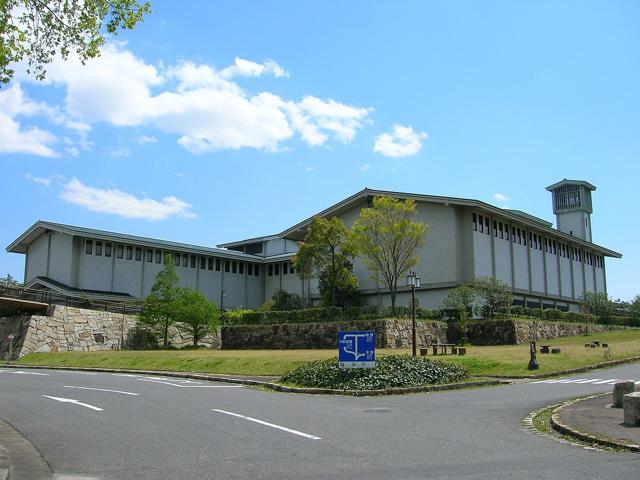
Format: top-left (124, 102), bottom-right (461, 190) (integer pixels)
top-left (613, 381), bottom-right (636, 408)
top-left (623, 392), bottom-right (640, 426)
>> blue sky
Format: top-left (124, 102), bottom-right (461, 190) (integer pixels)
top-left (1, 1), bottom-right (639, 301)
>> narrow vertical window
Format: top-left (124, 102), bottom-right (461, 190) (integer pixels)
top-left (225, 260), bottom-right (230, 273)
top-left (208, 258), bottom-right (213, 270)
top-left (174, 253), bottom-right (180, 266)
top-left (239, 262), bottom-right (244, 274)
top-left (156, 250), bottom-right (162, 263)
top-left (126, 246), bottom-right (133, 260)
top-left (283, 262), bottom-right (288, 275)
top-left (232, 261), bottom-right (237, 273)
top-left (85, 239), bottom-right (93, 254)
top-left (479, 215), bottom-right (484, 233)
top-left (216, 259), bottom-right (221, 271)
top-left (274, 263), bottom-right (280, 276)
top-left (95, 241), bottom-right (102, 256)
top-left (484, 216), bottom-right (489, 235)
top-left (190, 255), bottom-right (196, 268)
top-left (268, 264), bottom-right (273, 276)
top-left (254, 265), bottom-right (260, 276)
top-left (248, 264), bottom-right (253, 275)
top-left (117, 244), bottom-right (124, 258)
top-left (499, 222), bottom-right (504, 239)
top-left (146, 249), bottom-right (153, 262)
top-left (200, 257), bottom-right (206, 269)
top-left (105, 243), bottom-right (112, 257)
top-left (472, 213), bottom-right (477, 231)
top-left (135, 247), bottom-right (142, 261)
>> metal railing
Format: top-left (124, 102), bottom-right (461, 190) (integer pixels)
top-left (0, 284), bottom-right (142, 315)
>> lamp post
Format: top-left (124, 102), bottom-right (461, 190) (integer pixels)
top-left (406, 271), bottom-right (421, 356)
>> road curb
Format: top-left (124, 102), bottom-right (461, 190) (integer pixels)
top-left (489, 355), bottom-right (640, 380)
top-left (0, 364), bottom-right (507, 396)
top-left (549, 393), bottom-right (640, 453)
top-left (0, 419), bottom-right (53, 479)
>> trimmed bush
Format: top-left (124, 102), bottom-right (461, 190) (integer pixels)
top-left (281, 355), bottom-right (469, 390)
top-left (544, 308), bottom-right (564, 320)
top-left (528, 308), bottom-right (544, 318)
top-left (563, 311), bottom-right (596, 323)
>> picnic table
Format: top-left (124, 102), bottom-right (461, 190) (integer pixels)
top-left (431, 343), bottom-right (456, 355)
top-left (540, 345), bottom-right (550, 354)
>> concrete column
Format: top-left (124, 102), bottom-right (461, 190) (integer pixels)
top-left (526, 229), bottom-right (533, 293)
top-left (613, 381), bottom-right (635, 408)
top-left (489, 216), bottom-right (496, 278)
top-left (45, 232), bottom-right (52, 277)
top-left (602, 257), bottom-right (608, 295)
top-left (556, 242), bottom-right (562, 300)
top-left (569, 245), bottom-right (576, 300)
top-left (581, 249), bottom-right (587, 295)
top-left (509, 224), bottom-right (515, 289)
top-left (623, 392), bottom-right (640, 426)
top-left (140, 248), bottom-right (145, 298)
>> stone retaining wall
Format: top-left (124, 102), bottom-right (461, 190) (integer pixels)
top-left (0, 305), bottom-right (221, 358)
top-left (221, 319), bottom-right (447, 350)
top-left (468, 319), bottom-right (617, 345)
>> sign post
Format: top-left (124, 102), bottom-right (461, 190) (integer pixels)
top-left (338, 331), bottom-right (375, 368)
top-left (7, 334), bottom-right (15, 362)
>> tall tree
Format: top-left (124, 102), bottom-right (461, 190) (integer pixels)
top-left (293, 216), bottom-right (357, 307)
top-left (580, 292), bottom-right (615, 318)
top-left (138, 254), bottom-right (179, 347)
top-left (1, 0), bottom-right (151, 85)
top-left (174, 287), bottom-right (220, 347)
top-left (350, 196), bottom-right (428, 315)
top-left (474, 276), bottom-right (512, 318)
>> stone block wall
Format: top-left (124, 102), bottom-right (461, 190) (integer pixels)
top-left (0, 305), bottom-right (221, 358)
top-left (221, 319), bottom-right (447, 350)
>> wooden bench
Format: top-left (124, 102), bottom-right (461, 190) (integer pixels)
top-left (431, 343), bottom-right (456, 355)
top-left (540, 345), bottom-right (550, 354)
top-left (551, 348), bottom-right (561, 354)
top-left (592, 341), bottom-right (601, 347)
top-left (457, 347), bottom-right (467, 356)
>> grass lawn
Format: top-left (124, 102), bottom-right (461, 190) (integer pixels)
top-left (10, 330), bottom-right (640, 378)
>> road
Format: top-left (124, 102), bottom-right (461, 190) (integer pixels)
top-left (1, 363), bottom-right (639, 479)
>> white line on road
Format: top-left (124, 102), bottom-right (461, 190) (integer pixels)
top-left (64, 371), bottom-right (98, 376)
top-left (592, 379), bottom-right (618, 384)
top-left (63, 386), bottom-right (139, 396)
top-left (139, 379), bottom-right (243, 388)
top-left (575, 379), bottom-right (602, 384)
top-left (112, 373), bottom-right (137, 377)
top-left (212, 409), bottom-right (321, 440)
top-left (13, 371), bottom-right (49, 376)
top-left (555, 378), bottom-right (589, 384)
top-left (42, 395), bottom-right (103, 411)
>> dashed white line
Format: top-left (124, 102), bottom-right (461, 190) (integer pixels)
top-left (555, 378), bottom-right (588, 384)
top-left (212, 409), bottom-right (321, 440)
top-left (592, 379), bottom-right (619, 384)
top-left (63, 371), bottom-right (98, 376)
top-left (63, 386), bottom-right (139, 396)
top-left (575, 379), bottom-right (602, 384)
top-left (13, 371), bottom-right (49, 376)
top-left (138, 378), bottom-right (243, 388)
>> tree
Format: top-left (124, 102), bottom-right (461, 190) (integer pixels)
top-left (580, 292), bottom-right (615, 318)
top-left (630, 295), bottom-right (640, 321)
top-left (268, 288), bottom-right (307, 311)
top-left (474, 276), bottom-right (512, 318)
top-left (317, 256), bottom-right (362, 308)
top-left (442, 285), bottom-right (476, 312)
top-left (350, 196), bottom-right (428, 316)
top-left (138, 254), bottom-right (179, 347)
top-left (293, 216), bottom-right (357, 307)
top-left (0, 274), bottom-right (21, 287)
top-left (1, 0), bottom-right (151, 85)
top-left (173, 287), bottom-right (220, 347)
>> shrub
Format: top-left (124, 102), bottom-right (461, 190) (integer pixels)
top-left (544, 308), bottom-right (564, 320)
top-left (270, 288), bottom-right (308, 311)
top-left (281, 355), bottom-right (469, 390)
top-left (125, 326), bottom-right (157, 350)
top-left (563, 311), bottom-right (596, 323)
top-left (528, 308), bottom-right (544, 318)
top-left (510, 305), bottom-right (525, 316)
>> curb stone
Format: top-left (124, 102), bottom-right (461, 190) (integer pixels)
top-left (0, 419), bottom-right (53, 479)
top-left (0, 364), bottom-right (508, 396)
top-left (488, 355), bottom-right (640, 380)
top-left (549, 393), bottom-right (640, 453)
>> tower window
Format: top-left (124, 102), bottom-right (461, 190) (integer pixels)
top-left (85, 239), bottom-right (93, 254)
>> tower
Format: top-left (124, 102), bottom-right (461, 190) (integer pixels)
top-left (546, 179), bottom-right (596, 242)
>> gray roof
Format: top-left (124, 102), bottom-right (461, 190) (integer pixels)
top-left (6, 220), bottom-right (265, 261)
top-left (546, 179), bottom-right (597, 191)
top-left (217, 234), bottom-right (279, 249)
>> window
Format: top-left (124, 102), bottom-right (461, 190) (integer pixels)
top-left (552, 241), bottom-right (557, 255)
top-left (529, 233), bottom-right (533, 248)
top-left (512, 227), bottom-right (516, 243)
top-left (472, 213), bottom-right (477, 231)
top-left (95, 241), bottom-right (102, 256)
top-left (248, 264), bottom-right (253, 275)
top-left (135, 247), bottom-right (142, 261)
top-left (479, 215), bottom-right (484, 233)
top-left (156, 250), bottom-right (162, 263)
top-left (200, 257), bottom-right (206, 269)
top-left (498, 222), bottom-right (504, 239)
top-left (174, 253), bottom-right (180, 266)
top-left (105, 243), bottom-right (112, 257)
top-left (283, 262), bottom-right (288, 275)
top-left (117, 244), bottom-right (124, 259)
top-left (126, 246), bottom-right (133, 260)
top-left (493, 220), bottom-right (497, 237)
top-left (505, 224), bottom-right (510, 241)
top-left (517, 228), bottom-right (521, 245)
top-left (190, 255), bottom-right (196, 268)
top-left (484, 216), bottom-right (490, 235)
top-left (274, 263), bottom-right (280, 276)
top-left (208, 258), bottom-right (213, 270)
top-left (268, 264), bottom-right (273, 276)
top-left (146, 249), bottom-right (153, 262)
top-left (181, 253), bottom-right (187, 267)
top-left (239, 262), bottom-right (244, 274)
top-left (232, 261), bottom-right (237, 273)
top-left (225, 260), bottom-right (230, 273)
top-left (254, 265), bottom-right (260, 276)
top-left (290, 263), bottom-right (295, 274)
top-left (85, 239), bottom-right (93, 254)
top-left (216, 259), bottom-right (221, 271)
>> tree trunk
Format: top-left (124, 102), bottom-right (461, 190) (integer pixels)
top-left (390, 284), bottom-right (397, 317)
top-left (193, 327), bottom-right (198, 347)
top-left (163, 319), bottom-right (169, 347)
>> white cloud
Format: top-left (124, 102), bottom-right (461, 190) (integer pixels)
top-left (360, 164), bottom-right (370, 171)
top-left (0, 83), bottom-right (59, 157)
top-left (60, 178), bottom-right (195, 221)
top-left (105, 147), bottom-right (131, 158)
top-left (25, 174), bottom-right (52, 187)
top-left (493, 193), bottom-right (510, 202)
top-left (29, 44), bottom-right (370, 154)
top-left (373, 124), bottom-right (427, 158)
top-left (220, 57), bottom-right (289, 79)
top-left (133, 135), bottom-right (157, 145)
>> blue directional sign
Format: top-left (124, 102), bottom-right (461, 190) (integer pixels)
top-left (338, 331), bottom-right (376, 368)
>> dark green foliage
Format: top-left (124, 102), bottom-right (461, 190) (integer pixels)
top-left (474, 277), bottom-right (513, 318)
top-left (563, 311), bottom-right (597, 323)
top-left (125, 326), bottom-right (157, 350)
top-left (281, 355), bottom-right (469, 390)
top-left (173, 287), bottom-right (220, 347)
top-left (0, 274), bottom-right (21, 287)
top-left (269, 288), bottom-right (308, 311)
top-left (580, 292), bottom-right (616, 317)
top-left (544, 308), bottom-right (564, 320)
top-left (511, 305), bottom-right (525, 316)
top-left (528, 308), bottom-right (544, 318)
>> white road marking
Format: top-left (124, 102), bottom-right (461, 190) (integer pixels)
top-left (13, 371), bottom-right (49, 376)
top-left (555, 378), bottom-right (588, 384)
top-left (63, 371), bottom-right (98, 376)
top-left (112, 373), bottom-right (137, 377)
top-left (42, 395), bottom-right (103, 411)
top-left (592, 379), bottom-right (619, 384)
top-left (138, 378), bottom-right (243, 388)
top-left (63, 386), bottom-right (139, 396)
top-left (575, 379), bottom-right (602, 384)
top-left (212, 409), bottom-right (321, 440)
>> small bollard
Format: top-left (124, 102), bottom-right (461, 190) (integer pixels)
top-left (613, 381), bottom-right (635, 408)
top-left (528, 341), bottom-right (539, 370)
top-left (623, 392), bottom-right (640, 426)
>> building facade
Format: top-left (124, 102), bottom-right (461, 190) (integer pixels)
top-left (6, 180), bottom-right (621, 312)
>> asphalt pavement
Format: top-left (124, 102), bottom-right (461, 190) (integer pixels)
top-left (1, 363), bottom-right (640, 479)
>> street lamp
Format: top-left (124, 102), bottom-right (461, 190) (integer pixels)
top-left (406, 271), bottom-right (421, 356)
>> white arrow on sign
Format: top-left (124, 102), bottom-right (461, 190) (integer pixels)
top-left (42, 395), bottom-right (103, 411)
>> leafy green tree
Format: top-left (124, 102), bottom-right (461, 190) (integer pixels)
top-left (293, 216), bottom-right (357, 307)
top-left (442, 285), bottom-right (476, 312)
top-left (0, 274), bottom-right (21, 287)
top-left (474, 276), bottom-right (513, 318)
top-left (138, 254), bottom-right (180, 347)
top-left (350, 196), bottom-right (428, 316)
top-left (630, 295), bottom-right (640, 320)
top-left (1, 0), bottom-right (151, 85)
top-left (174, 287), bottom-right (220, 347)
top-left (317, 256), bottom-right (362, 308)
top-left (269, 288), bottom-right (307, 311)
top-left (580, 292), bottom-right (615, 318)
